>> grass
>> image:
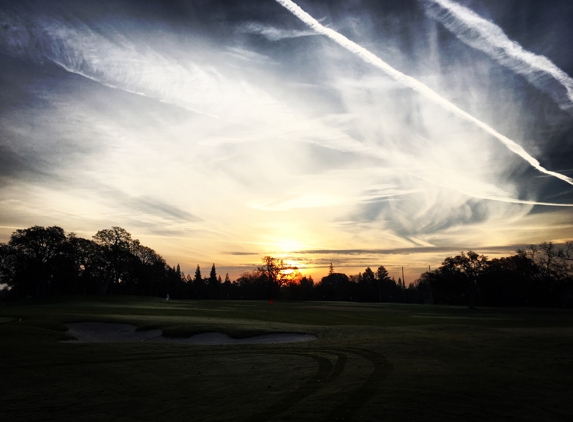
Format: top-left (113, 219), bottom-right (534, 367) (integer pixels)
top-left (1, 296), bottom-right (572, 421)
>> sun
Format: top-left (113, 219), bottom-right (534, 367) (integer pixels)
top-left (280, 258), bottom-right (304, 282)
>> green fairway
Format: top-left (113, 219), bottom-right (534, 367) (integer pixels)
top-left (1, 297), bottom-right (572, 421)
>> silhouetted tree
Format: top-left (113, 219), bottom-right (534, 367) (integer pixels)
top-left (3, 226), bottom-right (67, 296)
top-left (413, 272), bottom-right (435, 304)
top-left (317, 272), bottom-right (351, 301)
top-left (208, 263), bottom-right (219, 299)
top-left (519, 242), bottom-right (573, 307)
top-left (257, 256), bottom-right (295, 299)
top-left (358, 267), bottom-right (376, 301)
top-left (133, 243), bottom-right (166, 296)
top-left (440, 251), bottom-right (488, 308)
top-left (0, 243), bottom-right (16, 291)
top-left (375, 265), bottom-right (395, 302)
top-left (480, 253), bottom-right (535, 306)
top-left (288, 275), bottom-right (314, 300)
top-left (193, 265), bottom-right (204, 299)
top-left (235, 270), bottom-right (266, 299)
top-left (62, 233), bottom-right (105, 295)
top-left (221, 273), bottom-right (232, 299)
top-left (2, 225), bottom-right (571, 307)
top-left (93, 227), bottom-right (136, 294)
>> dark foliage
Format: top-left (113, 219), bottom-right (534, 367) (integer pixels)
top-left (1, 225), bottom-right (571, 307)
top-left (413, 243), bottom-right (573, 308)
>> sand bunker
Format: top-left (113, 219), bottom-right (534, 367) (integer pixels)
top-left (64, 322), bottom-right (317, 345)
top-left (0, 317), bottom-right (15, 324)
top-left (64, 322), bottom-right (163, 343)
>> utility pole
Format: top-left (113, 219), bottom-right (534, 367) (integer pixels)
top-left (428, 265), bottom-right (434, 304)
top-left (401, 266), bottom-right (406, 302)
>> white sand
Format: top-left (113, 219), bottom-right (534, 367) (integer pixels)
top-left (0, 317), bottom-right (15, 324)
top-left (63, 322), bottom-right (317, 345)
top-left (64, 322), bottom-right (163, 343)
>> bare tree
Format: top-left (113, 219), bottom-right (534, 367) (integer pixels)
top-left (257, 256), bottom-right (298, 299)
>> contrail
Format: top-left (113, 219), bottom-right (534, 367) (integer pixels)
top-left (274, 0), bottom-right (573, 187)
top-left (410, 173), bottom-right (573, 208)
top-left (478, 197), bottom-right (573, 207)
top-left (0, 7), bottom-right (371, 154)
top-left (423, 0), bottom-right (573, 116)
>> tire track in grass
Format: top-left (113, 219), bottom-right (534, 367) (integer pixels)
top-left (245, 352), bottom-right (336, 422)
top-left (323, 348), bottom-right (393, 421)
top-left (19, 344), bottom-right (390, 420)
top-left (20, 347), bottom-right (345, 420)
top-left (248, 348), bottom-right (392, 421)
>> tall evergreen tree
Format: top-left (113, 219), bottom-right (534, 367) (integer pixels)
top-left (374, 265), bottom-right (395, 302)
top-left (192, 264), bottom-right (204, 299)
top-left (208, 263), bottom-right (219, 299)
top-left (360, 267), bottom-right (376, 301)
top-left (209, 263), bottom-right (217, 284)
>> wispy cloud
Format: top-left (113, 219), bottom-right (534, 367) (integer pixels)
top-left (0, 5), bottom-right (319, 135)
top-left (0, 0), bottom-right (571, 280)
top-left (0, 7), bottom-right (229, 118)
top-left (294, 244), bottom-right (528, 256)
top-left (274, 0), bottom-right (573, 187)
top-left (422, 0), bottom-right (573, 115)
top-left (225, 251), bottom-right (259, 256)
top-left (237, 22), bottom-right (317, 41)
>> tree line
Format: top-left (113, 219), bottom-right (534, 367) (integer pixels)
top-left (0, 226), bottom-right (181, 297)
top-left (414, 245), bottom-right (573, 308)
top-left (1, 225), bottom-right (571, 307)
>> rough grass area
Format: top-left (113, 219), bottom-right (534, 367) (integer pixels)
top-left (1, 296), bottom-right (572, 421)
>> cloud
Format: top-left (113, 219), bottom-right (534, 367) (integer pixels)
top-left (293, 244), bottom-right (527, 256)
top-left (249, 187), bottom-right (420, 211)
top-left (0, 145), bottom-right (48, 183)
top-left (0, 0), bottom-right (571, 279)
top-left (274, 0), bottom-right (573, 187)
top-left (0, 3), bottom-right (379, 161)
top-left (237, 22), bottom-right (317, 41)
top-left (0, 4), bottom-right (285, 124)
top-left (98, 188), bottom-right (202, 223)
top-left (422, 0), bottom-right (573, 115)
top-left (225, 251), bottom-right (259, 256)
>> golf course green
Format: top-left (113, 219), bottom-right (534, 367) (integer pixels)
top-left (1, 296), bottom-right (572, 421)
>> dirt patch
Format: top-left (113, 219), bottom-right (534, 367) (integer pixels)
top-left (63, 322), bottom-right (317, 345)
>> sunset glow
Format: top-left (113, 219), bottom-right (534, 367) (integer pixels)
top-left (1, 0), bottom-right (572, 283)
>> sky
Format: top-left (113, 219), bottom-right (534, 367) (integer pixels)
top-left (0, 0), bottom-right (572, 283)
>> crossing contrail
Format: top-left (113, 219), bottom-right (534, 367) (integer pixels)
top-left (274, 0), bottom-right (573, 187)
top-left (423, 0), bottom-right (573, 116)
